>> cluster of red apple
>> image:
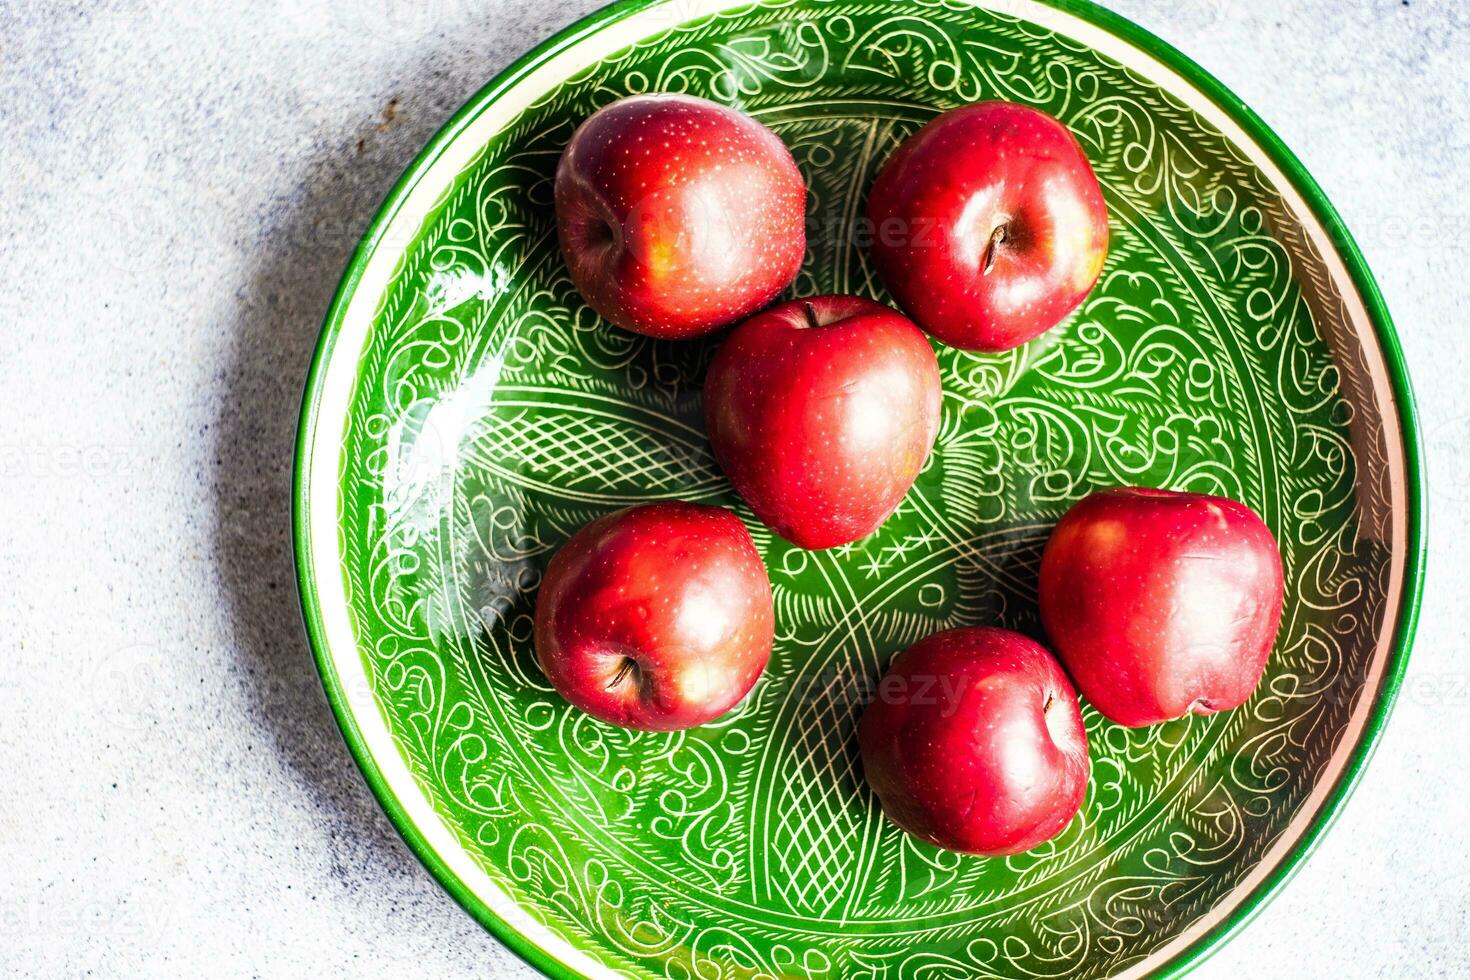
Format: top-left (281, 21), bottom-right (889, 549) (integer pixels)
top-left (534, 93), bottom-right (1285, 856)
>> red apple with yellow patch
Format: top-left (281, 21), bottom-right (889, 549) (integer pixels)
top-left (859, 627), bottom-right (1090, 856)
top-left (555, 93), bottom-right (807, 339)
top-left (704, 295), bottom-right (941, 550)
top-left (1038, 487), bottom-right (1285, 728)
top-left (534, 502), bottom-right (774, 731)
top-left (868, 101), bottom-right (1109, 352)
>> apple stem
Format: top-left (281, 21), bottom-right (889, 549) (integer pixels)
top-left (982, 224), bottom-right (1008, 276)
top-left (803, 302), bottom-right (820, 330)
top-left (607, 657), bottom-right (641, 691)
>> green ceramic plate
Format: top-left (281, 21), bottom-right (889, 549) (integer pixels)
top-left (294, 1), bottom-right (1425, 977)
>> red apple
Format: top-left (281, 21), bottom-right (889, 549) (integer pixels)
top-left (533, 502), bottom-right (774, 731)
top-left (867, 101), bottom-right (1109, 352)
top-left (704, 295), bottom-right (941, 550)
top-left (554, 93), bottom-right (807, 339)
top-left (859, 627), bottom-right (1089, 856)
top-left (1038, 487), bottom-right (1285, 728)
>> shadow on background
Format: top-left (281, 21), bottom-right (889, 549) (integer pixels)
top-left (205, 18), bottom-right (592, 906)
top-left (210, 98), bottom-right (445, 882)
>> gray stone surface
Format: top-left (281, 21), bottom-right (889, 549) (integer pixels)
top-left (0, 0), bottom-right (1463, 976)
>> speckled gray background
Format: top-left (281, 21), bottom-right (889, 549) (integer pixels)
top-left (1, 0), bottom-right (1464, 976)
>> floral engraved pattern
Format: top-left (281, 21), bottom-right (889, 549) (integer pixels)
top-left (334, 1), bottom-right (1394, 977)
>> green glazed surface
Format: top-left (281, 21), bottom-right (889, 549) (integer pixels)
top-left (295, 1), bottom-right (1424, 977)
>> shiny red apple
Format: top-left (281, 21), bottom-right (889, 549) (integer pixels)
top-left (533, 502), bottom-right (774, 731)
top-left (554, 93), bottom-right (807, 339)
top-left (859, 627), bottom-right (1089, 856)
top-left (1038, 487), bottom-right (1285, 728)
top-left (867, 101), bottom-right (1109, 352)
top-left (703, 294), bottom-right (942, 550)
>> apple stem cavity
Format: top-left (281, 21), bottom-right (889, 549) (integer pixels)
top-left (1041, 689), bottom-right (1078, 751)
top-left (982, 224), bottom-right (1008, 276)
top-left (802, 301), bottom-right (821, 330)
top-left (590, 217), bottom-right (617, 250)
